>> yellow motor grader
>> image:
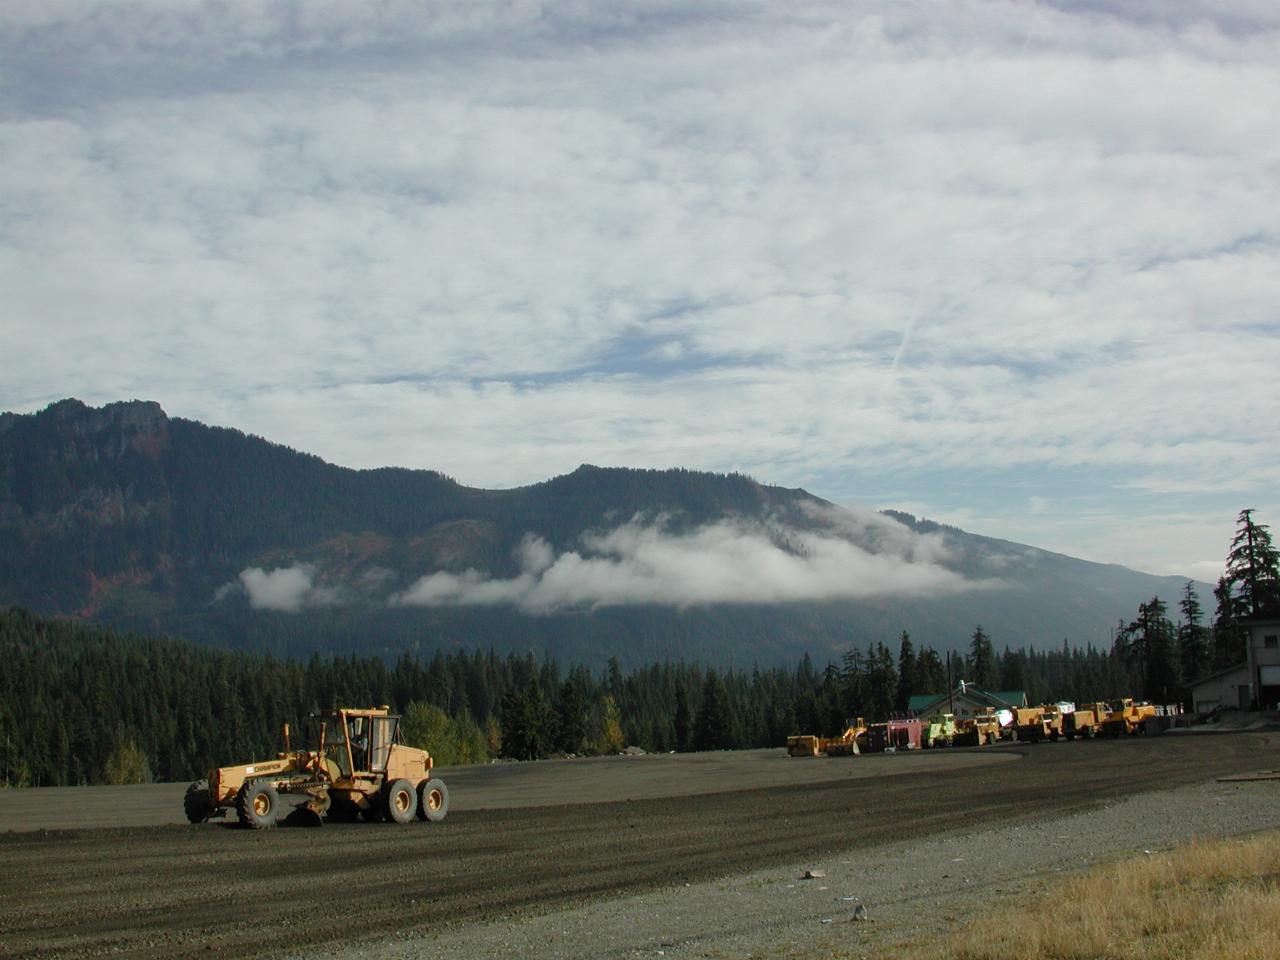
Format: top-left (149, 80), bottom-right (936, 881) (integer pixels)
top-left (183, 706), bottom-right (448, 829)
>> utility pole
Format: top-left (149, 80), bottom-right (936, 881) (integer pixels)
top-left (946, 651), bottom-right (955, 716)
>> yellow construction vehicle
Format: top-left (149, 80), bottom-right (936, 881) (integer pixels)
top-left (1013, 705), bottom-right (1064, 743)
top-left (786, 734), bottom-right (824, 757)
top-left (953, 708), bottom-right (1002, 746)
top-left (1101, 698), bottom-right (1158, 737)
top-left (1064, 701), bottom-right (1108, 740)
top-left (922, 713), bottom-right (958, 748)
top-left (786, 718), bottom-right (867, 757)
top-left (183, 706), bottom-right (448, 829)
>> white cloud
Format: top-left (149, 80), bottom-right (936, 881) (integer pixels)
top-left (238, 565), bottom-right (336, 612)
top-left (393, 512), bottom-right (987, 613)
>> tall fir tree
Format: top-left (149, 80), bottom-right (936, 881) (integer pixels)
top-left (998, 646), bottom-right (1026, 693)
top-left (839, 649), bottom-right (869, 727)
top-left (1177, 581), bottom-right (1210, 690)
top-left (500, 680), bottom-right (554, 761)
top-left (969, 625), bottom-right (995, 687)
top-left (1225, 509), bottom-right (1280, 618)
top-left (917, 647), bottom-right (947, 696)
top-left (894, 631), bottom-right (916, 713)
top-left (866, 642), bottom-right (898, 721)
top-left (673, 687), bottom-right (694, 752)
top-left (553, 678), bottom-right (590, 755)
top-left (1211, 577), bottom-right (1248, 670)
top-left (1117, 597), bottom-right (1178, 701)
top-left (692, 670), bottom-right (735, 751)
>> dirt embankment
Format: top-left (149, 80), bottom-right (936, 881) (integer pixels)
top-left (0, 732), bottom-right (1274, 960)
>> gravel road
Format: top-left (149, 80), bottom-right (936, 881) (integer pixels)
top-left (361, 774), bottom-right (1280, 960)
top-left (1, 731), bottom-right (1275, 960)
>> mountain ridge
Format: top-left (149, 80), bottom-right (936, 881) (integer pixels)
top-left (0, 399), bottom-right (1205, 667)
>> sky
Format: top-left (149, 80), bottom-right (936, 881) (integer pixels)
top-left (2, 0), bottom-right (1278, 584)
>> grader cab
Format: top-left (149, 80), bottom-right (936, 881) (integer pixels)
top-left (184, 706), bottom-right (449, 829)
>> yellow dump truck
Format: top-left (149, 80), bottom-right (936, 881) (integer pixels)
top-left (184, 706), bottom-right (448, 828)
top-left (1064, 701), bottom-right (1108, 740)
top-left (922, 713), bottom-right (958, 748)
top-left (1101, 698), bottom-right (1158, 737)
top-left (954, 708), bottom-right (1003, 746)
top-left (1013, 705), bottom-right (1064, 743)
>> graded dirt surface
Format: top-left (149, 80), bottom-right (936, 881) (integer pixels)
top-left (0, 732), bottom-right (1275, 959)
top-left (0, 746), bottom-right (1012, 831)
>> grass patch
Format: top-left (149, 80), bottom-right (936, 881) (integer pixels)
top-left (875, 831), bottom-right (1280, 960)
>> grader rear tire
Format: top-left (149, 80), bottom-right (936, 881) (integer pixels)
top-left (184, 779), bottom-right (210, 824)
top-left (417, 778), bottom-right (449, 822)
top-left (236, 780), bottom-right (279, 830)
top-left (384, 779), bottom-right (417, 824)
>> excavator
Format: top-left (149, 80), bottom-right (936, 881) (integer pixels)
top-left (183, 706), bottom-right (448, 829)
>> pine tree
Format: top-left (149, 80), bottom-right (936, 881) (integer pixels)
top-left (894, 631), bottom-right (916, 712)
top-left (673, 687), bottom-right (694, 752)
top-left (1177, 581), bottom-right (1210, 688)
top-left (553, 679), bottom-right (589, 755)
top-left (499, 681), bottom-right (553, 761)
top-left (917, 647), bottom-right (947, 696)
top-left (1118, 597), bottom-right (1178, 701)
top-left (1225, 509), bottom-right (1280, 617)
top-left (839, 649), bottom-right (868, 725)
top-left (998, 646), bottom-right (1026, 693)
top-left (1211, 576), bottom-right (1248, 670)
top-left (692, 670), bottom-right (735, 751)
top-left (969, 626), bottom-right (995, 687)
top-left (866, 643), bottom-right (898, 721)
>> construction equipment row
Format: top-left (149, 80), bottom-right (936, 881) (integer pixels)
top-left (786, 698), bottom-right (1179, 757)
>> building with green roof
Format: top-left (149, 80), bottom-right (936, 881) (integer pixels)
top-left (908, 681), bottom-right (1027, 721)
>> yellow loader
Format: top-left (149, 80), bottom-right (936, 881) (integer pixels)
top-left (183, 706), bottom-right (448, 829)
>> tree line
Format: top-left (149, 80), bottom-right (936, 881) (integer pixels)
top-left (0, 603), bottom-right (1204, 789)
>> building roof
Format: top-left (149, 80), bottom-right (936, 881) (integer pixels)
top-left (1187, 661), bottom-right (1249, 690)
top-left (907, 683), bottom-right (1026, 714)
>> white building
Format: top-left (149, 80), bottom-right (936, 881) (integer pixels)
top-left (1188, 616), bottom-right (1280, 714)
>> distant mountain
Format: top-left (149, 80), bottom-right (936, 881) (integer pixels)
top-left (0, 399), bottom-right (1205, 667)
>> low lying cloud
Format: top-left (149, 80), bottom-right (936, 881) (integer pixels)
top-left (393, 512), bottom-right (987, 614)
top-left (237, 565), bottom-right (338, 612)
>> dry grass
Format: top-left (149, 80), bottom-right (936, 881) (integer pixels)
top-left (875, 831), bottom-right (1280, 960)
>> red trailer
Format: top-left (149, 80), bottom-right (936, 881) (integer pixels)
top-left (866, 717), bottom-right (922, 752)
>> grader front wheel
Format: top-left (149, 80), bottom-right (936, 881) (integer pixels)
top-left (384, 779), bottom-right (418, 824)
top-left (184, 779), bottom-right (210, 824)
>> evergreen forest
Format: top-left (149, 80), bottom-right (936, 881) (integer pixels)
top-left (2, 562), bottom-right (1254, 788)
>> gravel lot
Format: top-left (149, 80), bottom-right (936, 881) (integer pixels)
top-left (2, 731), bottom-right (1275, 959)
top-left (342, 774), bottom-right (1280, 960)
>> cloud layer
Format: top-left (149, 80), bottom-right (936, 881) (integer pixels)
top-left (3, 2), bottom-right (1278, 577)
top-left (393, 511), bottom-right (982, 613)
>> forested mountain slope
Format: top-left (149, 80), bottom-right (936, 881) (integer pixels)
top-left (0, 399), bottom-right (1200, 666)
